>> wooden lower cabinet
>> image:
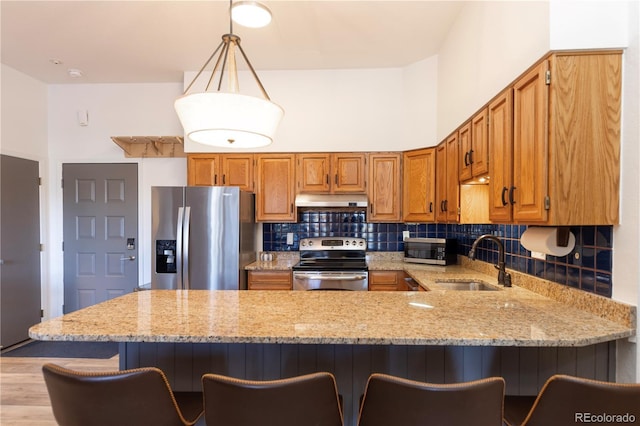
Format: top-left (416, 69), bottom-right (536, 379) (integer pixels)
top-left (368, 271), bottom-right (419, 291)
top-left (248, 271), bottom-right (292, 290)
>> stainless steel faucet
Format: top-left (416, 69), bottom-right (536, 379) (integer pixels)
top-left (468, 234), bottom-right (512, 287)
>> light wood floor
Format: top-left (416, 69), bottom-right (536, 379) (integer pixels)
top-left (0, 355), bottom-right (119, 425)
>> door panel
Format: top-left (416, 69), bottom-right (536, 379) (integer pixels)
top-left (63, 163), bottom-right (138, 313)
top-left (0, 155), bottom-right (41, 348)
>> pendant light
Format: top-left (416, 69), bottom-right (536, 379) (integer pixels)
top-left (175, 0), bottom-right (283, 148)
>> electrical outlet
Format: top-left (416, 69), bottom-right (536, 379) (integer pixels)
top-left (286, 232), bottom-right (294, 245)
top-left (531, 251), bottom-right (546, 261)
top-left (402, 230), bottom-right (410, 240)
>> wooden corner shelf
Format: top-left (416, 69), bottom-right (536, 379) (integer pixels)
top-left (111, 136), bottom-right (186, 158)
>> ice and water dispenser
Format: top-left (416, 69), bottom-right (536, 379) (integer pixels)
top-left (155, 240), bottom-right (177, 273)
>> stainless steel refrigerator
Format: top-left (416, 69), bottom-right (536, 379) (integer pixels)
top-left (151, 186), bottom-right (256, 290)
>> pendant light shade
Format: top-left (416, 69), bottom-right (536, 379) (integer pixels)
top-left (175, 92), bottom-right (283, 148)
top-left (175, 2), bottom-right (283, 148)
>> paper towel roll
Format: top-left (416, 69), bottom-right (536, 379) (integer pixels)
top-left (520, 227), bottom-right (575, 257)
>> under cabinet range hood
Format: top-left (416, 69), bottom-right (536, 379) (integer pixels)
top-left (295, 193), bottom-right (368, 209)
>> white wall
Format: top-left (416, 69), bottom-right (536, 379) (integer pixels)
top-left (436, 1), bottom-right (550, 141)
top-left (46, 83), bottom-right (187, 318)
top-left (184, 65), bottom-right (438, 153)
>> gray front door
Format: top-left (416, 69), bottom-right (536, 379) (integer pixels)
top-left (0, 155), bottom-right (42, 348)
top-left (63, 163), bottom-right (138, 313)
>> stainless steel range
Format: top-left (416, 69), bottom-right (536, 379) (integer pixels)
top-left (292, 237), bottom-right (368, 291)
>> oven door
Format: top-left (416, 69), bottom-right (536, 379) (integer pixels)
top-left (292, 271), bottom-right (368, 291)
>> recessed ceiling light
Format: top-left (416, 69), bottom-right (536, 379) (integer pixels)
top-left (49, 59), bottom-right (63, 65)
top-left (67, 68), bottom-right (83, 78)
top-left (231, 1), bottom-right (272, 28)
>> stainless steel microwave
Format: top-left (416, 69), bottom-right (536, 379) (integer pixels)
top-left (403, 238), bottom-right (458, 265)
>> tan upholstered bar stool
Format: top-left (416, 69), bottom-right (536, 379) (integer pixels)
top-left (357, 373), bottom-right (505, 426)
top-left (201, 372), bottom-right (343, 426)
top-left (503, 374), bottom-right (640, 426)
top-left (42, 363), bottom-right (203, 426)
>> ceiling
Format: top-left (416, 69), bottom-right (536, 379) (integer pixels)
top-left (1, 1), bottom-right (465, 84)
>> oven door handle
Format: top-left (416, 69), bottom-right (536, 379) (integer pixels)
top-left (293, 273), bottom-right (367, 281)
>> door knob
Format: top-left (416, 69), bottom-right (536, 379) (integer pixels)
top-left (119, 256), bottom-right (136, 261)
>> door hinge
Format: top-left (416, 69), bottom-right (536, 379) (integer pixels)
top-left (544, 196), bottom-right (551, 210)
top-left (62, 241), bottom-right (64, 251)
top-left (40, 309), bottom-right (44, 318)
top-left (61, 178), bottom-right (64, 188)
top-left (545, 70), bottom-right (551, 85)
top-left (38, 177), bottom-right (42, 186)
top-left (39, 243), bottom-right (44, 252)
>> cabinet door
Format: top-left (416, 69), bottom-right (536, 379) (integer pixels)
top-left (221, 154), bottom-right (254, 192)
top-left (368, 271), bottom-right (401, 291)
top-left (368, 153), bottom-right (401, 222)
top-left (256, 154), bottom-right (296, 222)
top-left (513, 60), bottom-right (549, 223)
top-left (403, 148), bottom-right (435, 222)
top-left (471, 108), bottom-right (489, 177)
top-left (548, 52), bottom-right (621, 225)
top-left (445, 133), bottom-right (460, 222)
top-left (187, 154), bottom-right (220, 186)
top-left (435, 142), bottom-right (448, 222)
top-left (332, 153), bottom-right (367, 193)
top-left (297, 153), bottom-right (331, 193)
top-left (488, 89), bottom-right (514, 222)
top-left (458, 121), bottom-right (472, 182)
top-left (248, 271), bottom-right (292, 290)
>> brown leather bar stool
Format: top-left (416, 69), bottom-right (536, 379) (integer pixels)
top-left (503, 374), bottom-right (640, 426)
top-left (42, 363), bottom-right (203, 426)
top-left (357, 373), bottom-right (505, 426)
top-left (201, 372), bottom-right (343, 426)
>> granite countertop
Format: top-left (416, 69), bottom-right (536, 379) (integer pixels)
top-left (30, 275), bottom-right (635, 347)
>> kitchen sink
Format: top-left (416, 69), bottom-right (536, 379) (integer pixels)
top-left (434, 280), bottom-right (499, 291)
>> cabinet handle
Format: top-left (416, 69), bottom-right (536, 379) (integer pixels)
top-left (444, 200), bottom-right (448, 212)
top-left (429, 202), bottom-right (433, 213)
top-left (326, 174), bottom-right (329, 185)
top-left (501, 187), bottom-right (508, 206)
top-left (440, 200), bottom-right (444, 212)
top-left (222, 174), bottom-right (226, 185)
top-left (214, 175), bottom-right (217, 185)
top-left (290, 203), bottom-right (294, 214)
top-left (509, 186), bottom-right (516, 205)
top-left (469, 149), bottom-right (474, 165)
top-left (334, 175), bottom-right (338, 185)
top-left (464, 152), bottom-right (470, 166)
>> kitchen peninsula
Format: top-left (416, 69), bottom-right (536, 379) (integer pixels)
top-left (30, 263), bottom-right (635, 426)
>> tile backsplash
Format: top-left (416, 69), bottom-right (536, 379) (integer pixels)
top-left (262, 210), bottom-right (614, 298)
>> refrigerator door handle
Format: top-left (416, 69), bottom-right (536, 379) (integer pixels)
top-left (182, 206), bottom-right (191, 290)
top-left (176, 207), bottom-right (185, 289)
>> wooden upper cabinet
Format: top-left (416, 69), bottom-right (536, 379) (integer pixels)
top-left (512, 60), bottom-right (549, 223)
top-left (436, 133), bottom-right (459, 223)
top-left (296, 153), bottom-right (331, 193)
top-left (333, 153), bottom-right (367, 193)
top-left (458, 121), bottom-right (473, 182)
top-left (256, 154), bottom-right (296, 222)
top-left (187, 154), bottom-right (254, 192)
top-left (470, 108), bottom-right (489, 178)
top-left (188, 154), bottom-right (220, 186)
top-left (435, 142), bottom-right (448, 222)
top-left (403, 148), bottom-right (436, 222)
top-left (445, 133), bottom-right (460, 222)
top-left (494, 50), bottom-right (621, 225)
top-left (296, 153), bottom-right (366, 193)
top-left (488, 88), bottom-right (514, 222)
top-left (546, 51), bottom-right (621, 225)
top-left (368, 153), bottom-right (401, 222)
